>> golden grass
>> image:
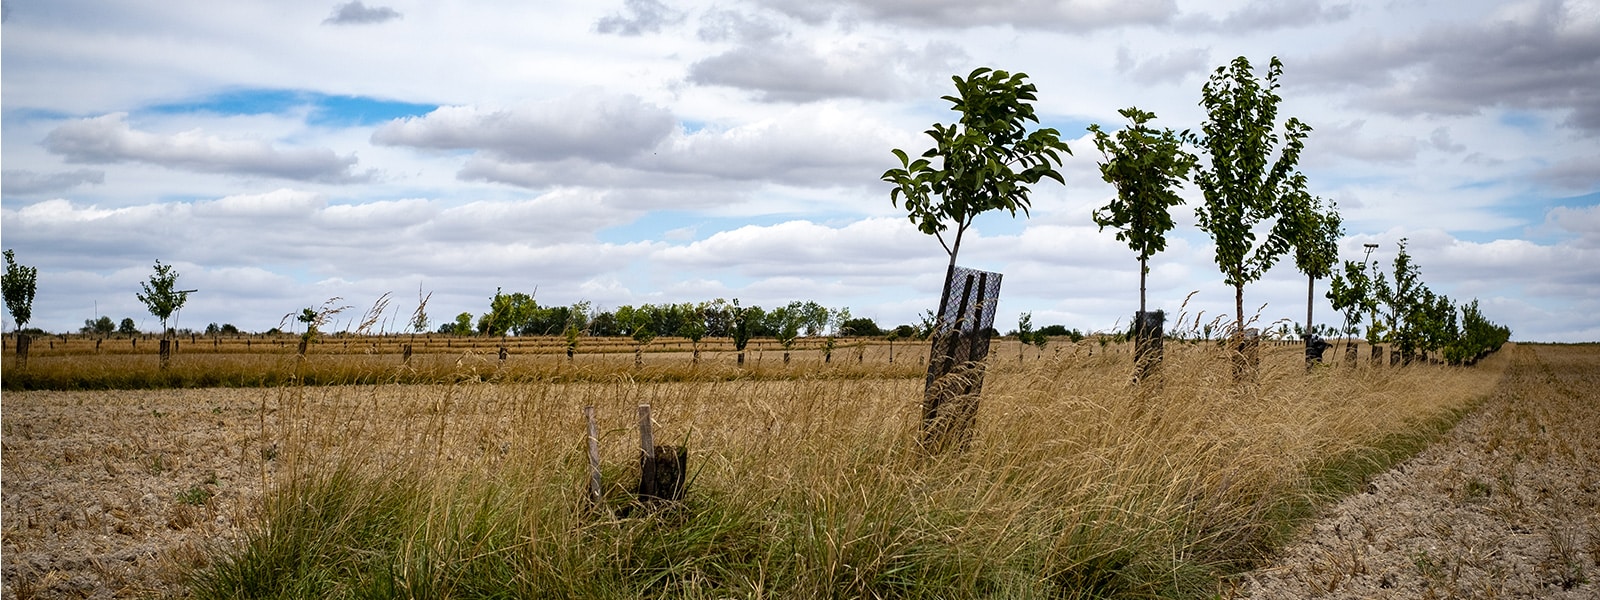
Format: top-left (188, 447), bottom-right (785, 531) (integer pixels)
top-left (161, 340), bottom-right (1507, 597)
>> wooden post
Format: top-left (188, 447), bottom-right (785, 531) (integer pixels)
top-left (637, 404), bottom-right (656, 499)
top-left (586, 405), bottom-right (603, 506)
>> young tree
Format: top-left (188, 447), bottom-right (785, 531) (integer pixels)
top-left (410, 286), bottom-right (432, 334)
top-left (118, 317), bottom-right (138, 336)
top-left (83, 316), bottom-right (116, 335)
top-left (1375, 239), bottom-right (1424, 363)
top-left (1286, 194), bottom-right (1343, 362)
top-left (730, 299), bottom-right (759, 366)
top-left (883, 67), bottom-right (1072, 322)
top-left (1016, 312), bottom-right (1035, 362)
top-left (136, 260), bottom-right (190, 338)
top-left (3, 249), bottom-right (38, 337)
top-left (1191, 56), bottom-right (1313, 370)
top-left (1327, 258), bottom-right (1376, 361)
top-left (1088, 107), bottom-right (1196, 317)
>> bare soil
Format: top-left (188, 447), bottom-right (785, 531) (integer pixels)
top-left (1235, 343), bottom-right (1600, 599)
top-left (2, 387), bottom-right (280, 598)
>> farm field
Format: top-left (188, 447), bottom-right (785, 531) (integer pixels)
top-left (3, 339), bottom-right (1579, 598)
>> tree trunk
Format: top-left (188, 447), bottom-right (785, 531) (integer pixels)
top-left (1231, 283), bottom-right (1254, 381)
top-left (1139, 256), bottom-right (1148, 315)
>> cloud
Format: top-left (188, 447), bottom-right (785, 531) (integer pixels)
top-left (322, 1), bottom-right (401, 25)
top-left (1, 168), bottom-right (105, 195)
top-left (1546, 203), bottom-right (1600, 247)
top-left (1114, 46), bottom-right (1210, 85)
top-left (1305, 120), bottom-right (1421, 165)
top-left (370, 92), bottom-right (677, 163)
top-left (1178, 0), bottom-right (1353, 32)
top-left (595, 0), bottom-right (684, 36)
top-left (696, 7), bottom-right (787, 43)
top-left (42, 113), bottom-right (367, 183)
top-left (756, 0), bottom-right (1178, 31)
top-left (381, 97), bottom-right (904, 191)
top-left (688, 38), bottom-right (963, 102)
top-left (1301, 0), bottom-right (1600, 134)
top-left (1533, 157), bottom-right (1600, 192)
top-left (655, 218), bottom-right (934, 278)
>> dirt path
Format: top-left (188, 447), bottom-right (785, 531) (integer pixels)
top-left (1236, 344), bottom-right (1600, 599)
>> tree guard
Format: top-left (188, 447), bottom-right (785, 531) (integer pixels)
top-left (921, 266), bottom-right (1002, 453)
top-left (1134, 310), bottom-right (1164, 384)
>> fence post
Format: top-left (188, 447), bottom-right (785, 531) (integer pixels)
top-left (586, 405), bottom-right (603, 506)
top-left (638, 404), bottom-right (656, 498)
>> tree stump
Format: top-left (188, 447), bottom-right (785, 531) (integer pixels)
top-left (639, 444), bottom-right (688, 505)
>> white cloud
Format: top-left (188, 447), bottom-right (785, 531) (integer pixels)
top-left (42, 113), bottom-right (367, 183)
top-left (688, 37), bottom-right (963, 102)
top-left (1114, 46), bottom-right (1211, 86)
top-left (371, 92), bottom-right (676, 163)
top-left (0, 168), bottom-right (105, 195)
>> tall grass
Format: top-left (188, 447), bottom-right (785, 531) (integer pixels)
top-left (188, 342), bottom-right (1506, 598)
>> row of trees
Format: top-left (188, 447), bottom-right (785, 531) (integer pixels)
top-left (1328, 239), bottom-right (1510, 365)
top-left (1084, 57), bottom-right (1344, 368)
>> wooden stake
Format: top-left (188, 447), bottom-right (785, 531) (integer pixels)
top-left (585, 405), bottom-right (602, 506)
top-left (637, 404), bottom-right (656, 498)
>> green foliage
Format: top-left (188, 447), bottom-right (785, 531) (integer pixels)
top-left (1287, 195), bottom-right (1343, 280)
top-left (479, 288), bottom-right (538, 337)
top-left (1088, 107), bottom-right (1195, 311)
top-left (1377, 239), bottom-right (1425, 357)
top-left (1339, 240), bottom-right (1510, 363)
top-left (293, 298), bottom-right (350, 344)
top-left (766, 302), bottom-right (805, 350)
top-left (1327, 259), bottom-right (1377, 338)
top-left (136, 260), bottom-right (190, 335)
top-left (731, 300), bottom-right (760, 352)
top-left (1446, 299), bottom-right (1511, 363)
top-left (411, 288), bottom-right (432, 334)
top-left (4, 249), bottom-right (39, 332)
top-left (884, 67), bottom-right (1071, 269)
top-left (438, 312), bottom-right (474, 336)
top-left (1191, 56), bottom-right (1313, 330)
top-left (83, 316), bottom-right (116, 335)
top-left (839, 317), bottom-right (884, 337)
top-left (118, 317), bottom-right (138, 336)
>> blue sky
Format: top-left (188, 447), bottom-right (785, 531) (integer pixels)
top-left (2, 0), bottom-right (1598, 341)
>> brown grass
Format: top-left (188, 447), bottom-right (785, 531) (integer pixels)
top-left (1, 339), bottom-right (1512, 598)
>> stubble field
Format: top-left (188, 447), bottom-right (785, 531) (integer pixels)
top-left (3, 338), bottom-right (1589, 598)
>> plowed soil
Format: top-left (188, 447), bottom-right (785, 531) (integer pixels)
top-left (1236, 344), bottom-right (1600, 599)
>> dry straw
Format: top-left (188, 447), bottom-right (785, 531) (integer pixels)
top-left (174, 337), bottom-right (1504, 598)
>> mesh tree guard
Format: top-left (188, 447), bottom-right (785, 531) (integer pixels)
top-left (921, 266), bottom-right (1002, 453)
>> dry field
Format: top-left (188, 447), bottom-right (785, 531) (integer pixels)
top-left (1237, 343), bottom-right (1600, 599)
top-left (2, 339), bottom-right (1554, 598)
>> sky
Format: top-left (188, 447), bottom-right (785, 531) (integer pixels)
top-left (2, 0), bottom-right (1598, 341)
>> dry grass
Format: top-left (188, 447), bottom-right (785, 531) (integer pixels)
top-left (2, 340), bottom-right (1509, 598)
